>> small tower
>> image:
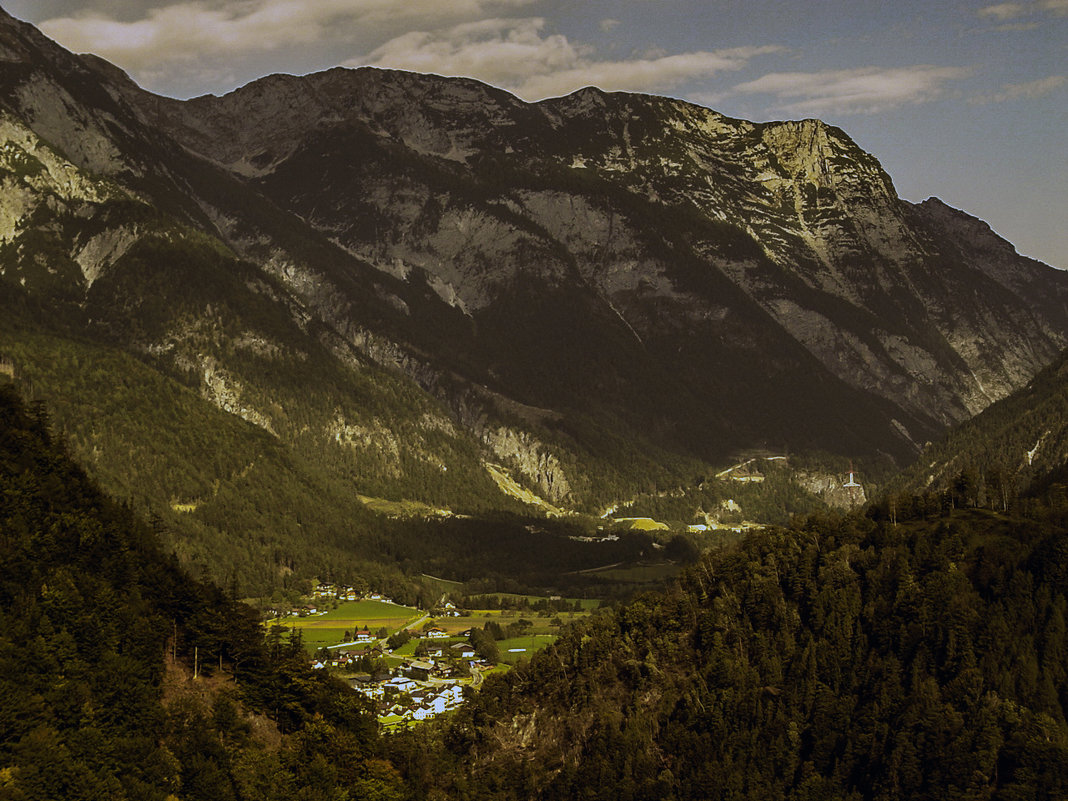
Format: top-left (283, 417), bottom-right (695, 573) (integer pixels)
top-left (843, 462), bottom-right (861, 506)
top-left (843, 465), bottom-right (860, 489)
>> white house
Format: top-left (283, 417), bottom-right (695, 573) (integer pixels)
top-left (386, 677), bottom-right (417, 693)
top-left (450, 643), bottom-right (476, 658)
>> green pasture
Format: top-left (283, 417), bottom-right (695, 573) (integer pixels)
top-left (472, 592), bottom-right (602, 610)
top-left (496, 634), bottom-right (558, 665)
top-left (283, 599), bottom-right (421, 652)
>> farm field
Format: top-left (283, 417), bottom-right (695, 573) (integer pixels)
top-left (479, 593), bottom-right (602, 610)
top-left (281, 599), bottom-right (422, 652)
top-left (496, 634), bottom-right (558, 665)
top-left (432, 608), bottom-right (592, 636)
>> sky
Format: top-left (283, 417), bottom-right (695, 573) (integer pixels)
top-left (5, 1), bottom-right (1065, 269)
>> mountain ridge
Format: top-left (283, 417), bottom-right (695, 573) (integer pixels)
top-left (126, 61), bottom-right (1066, 429)
top-left (2, 5), bottom-right (1068, 589)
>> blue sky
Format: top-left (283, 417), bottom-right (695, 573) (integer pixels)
top-left (6, 0), bottom-right (1065, 268)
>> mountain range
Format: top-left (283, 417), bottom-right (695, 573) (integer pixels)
top-left (1, 6), bottom-right (1067, 590)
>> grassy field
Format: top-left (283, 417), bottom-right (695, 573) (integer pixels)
top-left (611, 517), bottom-right (670, 531)
top-left (281, 599), bottom-right (422, 652)
top-left (496, 634), bottom-right (558, 665)
top-left (433, 608), bottom-right (592, 637)
top-left (294, 599), bottom-right (420, 626)
top-left (390, 640), bottom-right (418, 658)
top-left (484, 593), bottom-right (602, 610)
top-left (279, 595), bottom-right (595, 657)
top-left (358, 495), bottom-right (446, 517)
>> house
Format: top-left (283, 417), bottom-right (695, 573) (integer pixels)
top-left (425, 627), bottom-right (448, 638)
top-left (385, 676), bottom-right (417, 693)
top-left (351, 675), bottom-right (385, 699)
top-left (450, 642), bottom-right (475, 659)
top-left (335, 646), bottom-right (381, 662)
top-left (410, 693), bottom-right (448, 721)
top-left (407, 660), bottom-right (434, 681)
top-left (436, 601), bottom-right (461, 617)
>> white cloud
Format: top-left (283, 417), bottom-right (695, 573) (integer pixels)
top-left (979, 2), bottom-right (1030, 19)
top-left (971, 74), bottom-right (1067, 103)
top-left (978, 0), bottom-right (1068, 21)
top-left (600, 18), bottom-right (622, 33)
top-left (38, 0), bottom-right (535, 72)
top-left (352, 18), bottom-right (782, 100)
top-left (731, 65), bottom-right (973, 116)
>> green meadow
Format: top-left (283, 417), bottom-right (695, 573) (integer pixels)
top-left (496, 634), bottom-right (558, 665)
top-left (282, 599), bottom-right (422, 652)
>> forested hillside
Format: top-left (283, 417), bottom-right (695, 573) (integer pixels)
top-left (392, 484), bottom-right (1068, 799)
top-left (0, 383), bottom-right (405, 800)
top-left (4, 376), bottom-right (1068, 800)
top-left (890, 346), bottom-right (1068, 502)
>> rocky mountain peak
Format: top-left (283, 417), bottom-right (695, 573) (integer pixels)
top-left (916, 196), bottom-right (1021, 259)
top-left (2, 13), bottom-right (1067, 517)
top-left (759, 118), bottom-right (896, 199)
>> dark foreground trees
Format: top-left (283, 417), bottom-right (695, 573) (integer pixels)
top-left (0, 384), bottom-right (397, 800)
top-left (398, 496), bottom-right (1068, 800)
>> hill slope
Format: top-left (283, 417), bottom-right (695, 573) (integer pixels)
top-left (409, 503), bottom-right (1068, 800)
top-left (0, 381), bottom-right (406, 800)
top-left (890, 346), bottom-right (1068, 502)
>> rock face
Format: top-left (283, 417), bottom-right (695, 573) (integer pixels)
top-left (135, 67), bottom-right (1068, 437)
top-left (797, 471), bottom-right (869, 510)
top-left (2, 6), bottom-right (1067, 509)
top-left (480, 426), bottom-right (572, 503)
